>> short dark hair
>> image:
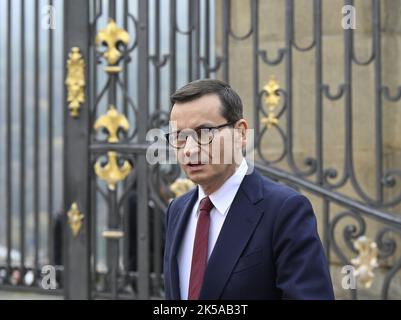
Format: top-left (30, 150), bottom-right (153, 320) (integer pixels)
top-left (170, 79), bottom-right (244, 123)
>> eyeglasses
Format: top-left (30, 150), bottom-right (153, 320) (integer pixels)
top-left (165, 122), bottom-right (236, 149)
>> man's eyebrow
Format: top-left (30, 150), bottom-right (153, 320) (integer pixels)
top-left (193, 123), bottom-right (216, 130)
top-left (176, 123), bottom-right (216, 132)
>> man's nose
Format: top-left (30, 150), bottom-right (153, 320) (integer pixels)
top-left (183, 135), bottom-right (199, 158)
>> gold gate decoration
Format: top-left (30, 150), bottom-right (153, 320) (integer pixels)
top-left (67, 202), bottom-right (84, 238)
top-left (170, 178), bottom-right (196, 199)
top-left (261, 78), bottom-right (280, 129)
top-left (94, 20), bottom-right (132, 190)
top-left (94, 105), bottom-right (132, 191)
top-left (96, 19), bottom-right (130, 73)
top-left (65, 47), bottom-right (86, 118)
top-left (351, 236), bottom-right (379, 288)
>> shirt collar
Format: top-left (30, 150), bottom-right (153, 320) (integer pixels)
top-left (197, 158), bottom-right (248, 216)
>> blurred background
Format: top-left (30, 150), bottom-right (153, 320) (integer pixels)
top-left (1, 0), bottom-right (401, 300)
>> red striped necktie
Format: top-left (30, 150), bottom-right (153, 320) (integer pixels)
top-left (188, 196), bottom-right (214, 300)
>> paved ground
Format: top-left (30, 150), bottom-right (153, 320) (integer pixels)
top-left (0, 291), bottom-right (63, 300)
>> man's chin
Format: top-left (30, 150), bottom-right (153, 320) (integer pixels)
top-left (183, 166), bottom-right (210, 184)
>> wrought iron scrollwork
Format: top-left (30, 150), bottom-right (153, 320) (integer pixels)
top-left (382, 86), bottom-right (401, 102)
top-left (330, 210), bottom-right (401, 299)
top-left (258, 49), bottom-right (286, 66)
top-left (227, 0), bottom-right (253, 41)
top-left (256, 78), bottom-right (317, 176)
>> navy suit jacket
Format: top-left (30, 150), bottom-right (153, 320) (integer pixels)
top-left (163, 169), bottom-right (334, 300)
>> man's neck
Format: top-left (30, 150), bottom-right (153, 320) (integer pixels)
top-left (201, 161), bottom-right (243, 195)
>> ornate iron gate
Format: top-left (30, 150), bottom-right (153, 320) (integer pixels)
top-left (63, 0), bottom-right (188, 299)
top-left (1, 0), bottom-right (401, 300)
top-left (64, 0), bottom-right (226, 300)
top-left (64, 0), bottom-right (401, 300)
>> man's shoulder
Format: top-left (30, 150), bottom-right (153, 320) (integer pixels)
top-left (250, 171), bottom-right (316, 237)
top-left (251, 170), bottom-right (308, 209)
top-left (250, 169), bottom-right (298, 196)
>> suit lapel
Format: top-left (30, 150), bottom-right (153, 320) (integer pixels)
top-left (199, 170), bottom-right (265, 300)
top-left (168, 188), bottom-right (198, 300)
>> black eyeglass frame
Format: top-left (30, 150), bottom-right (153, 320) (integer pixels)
top-left (165, 121), bottom-right (237, 149)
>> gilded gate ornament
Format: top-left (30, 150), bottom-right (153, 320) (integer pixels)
top-left (261, 79), bottom-right (280, 129)
top-left (94, 105), bottom-right (132, 190)
top-left (96, 19), bottom-right (130, 72)
top-left (67, 202), bottom-right (84, 238)
top-left (102, 230), bottom-right (124, 239)
top-left (65, 47), bottom-right (85, 118)
top-left (94, 105), bottom-right (130, 143)
top-left (351, 236), bottom-right (379, 288)
top-left (170, 178), bottom-right (196, 198)
top-left (94, 152), bottom-right (132, 191)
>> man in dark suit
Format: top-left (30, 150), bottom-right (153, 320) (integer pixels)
top-left (163, 79), bottom-right (334, 300)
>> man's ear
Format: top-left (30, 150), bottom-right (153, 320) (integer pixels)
top-left (232, 119), bottom-right (248, 165)
top-left (235, 119), bottom-right (248, 147)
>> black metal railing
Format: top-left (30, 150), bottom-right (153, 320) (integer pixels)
top-left (0, 0), bottom-right (64, 295)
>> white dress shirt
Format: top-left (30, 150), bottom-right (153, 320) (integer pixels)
top-left (178, 158), bottom-right (248, 299)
